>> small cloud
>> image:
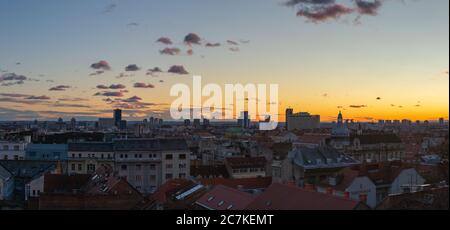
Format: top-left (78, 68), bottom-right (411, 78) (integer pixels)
top-left (355, 0), bottom-right (382, 16)
top-left (90, 61), bottom-right (111, 70)
top-left (227, 40), bottom-right (239, 46)
top-left (156, 37), bottom-right (173, 45)
top-left (103, 3), bottom-right (116, 13)
top-left (184, 33), bottom-right (202, 46)
top-left (376, 97), bottom-right (382, 100)
top-left (322, 93), bottom-right (329, 97)
top-left (134, 83), bottom-right (155, 89)
top-left (26, 95), bottom-right (51, 100)
top-left (297, 4), bottom-right (354, 23)
top-left (49, 85), bottom-right (71, 91)
top-left (122, 96), bottom-right (142, 103)
top-left (160, 47), bottom-right (181, 56)
top-left (94, 91), bottom-right (125, 97)
top-left (125, 64), bottom-right (141, 72)
top-left (168, 65), bottom-right (189, 75)
top-left (205, 42), bottom-right (221, 47)
top-left (0, 93), bottom-right (30, 98)
top-left (127, 22), bottom-right (139, 27)
top-left (229, 47), bottom-right (240, 52)
top-left (349, 105), bottom-right (368, 109)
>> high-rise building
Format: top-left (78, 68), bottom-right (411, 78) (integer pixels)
top-left (439, 118), bottom-right (445, 126)
top-left (114, 109), bottom-right (122, 127)
top-left (285, 109), bottom-right (320, 131)
top-left (286, 108), bottom-right (294, 130)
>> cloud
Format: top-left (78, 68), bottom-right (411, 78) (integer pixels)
top-left (134, 83), bottom-right (155, 88)
top-left (355, 0), bottom-right (382, 16)
top-left (284, 0), bottom-right (336, 7)
top-left (168, 65), bottom-right (189, 75)
top-left (49, 85), bottom-right (71, 91)
top-left (156, 37), bottom-right (173, 45)
top-left (94, 91), bottom-right (125, 97)
top-left (122, 96), bottom-right (142, 103)
top-left (103, 3), bottom-right (116, 13)
top-left (125, 64), bottom-right (141, 72)
top-left (26, 95), bottom-right (51, 100)
top-left (147, 67), bottom-right (163, 76)
top-left (160, 47), bottom-right (181, 56)
top-left (376, 97), bottom-right (382, 100)
top-left (205, 42), bottom-right (221, 47)
top-left (0, 93), bottom-right (31, 98)
top-left (90, 61), bottom-right (111, 70)
top-left (127, 22), bottom-right (139, 27)
top-left (184, 33), bottom-right (202, 45)
top-left (52, 102), bottom-right (91, 108)
top-left (227, 40), bottom-right (239, 46)
top-left (58, 97), bottom-right (89, 102)
top-left (349, 104), bottom-right (368, 109)
top-left (229, 47), bottom-right (240, 52)
top-left (0, 73), bottom-right (28, 86)
top-left (297, 4), bottom-right (354, 22)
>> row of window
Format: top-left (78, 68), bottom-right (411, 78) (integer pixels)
top-left (232, 168), bottom-right (265, 174)
top-left (1, 155), bottom-right (22, 160)
top-left (118, 153), bottom-right (187, 160)
top-left (71, 153), bottom-right (113, 159)
top-left (2, 145), bottom-right (21, 151)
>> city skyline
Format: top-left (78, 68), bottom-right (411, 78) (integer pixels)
top-left (1, 0), bottom-right (449, 122)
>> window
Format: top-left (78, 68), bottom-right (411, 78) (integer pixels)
top-left (101, 154), bottom-right (104, 159)
top-left (3, 145), bottom-right (8, 151)
top-left (87, 164), bottom-right (96, 172)
top-left (150, 175), bottom-right (156, 182)
top-left (150, 164), bottom-right (156, 170)
top-left (14, 155), bottom-right (19, 160)
top-left (121, 165), bottom-right (128, 171)
top-left (78, 154), bottom-right (82, 158)
top-left (72, 154), bottom-right (75, 158)
top-left (165, 154), bottom-right (173, 160)
top-left (165, 174), bottom-right (173, 180)
top-left (179, 154), bottom-right (187, 160)
top-left (78, 164), bottom-right (82, 171)
top-left (120, 154), bottom-right (124, 158)
top-left (71, 164), bottom-right (76, 171)
top-left (179, 173), bottom-right (186, 179)
top-left (14, 145), bottom-right (19, 151)
top-left (3, 155), bottom-right (8, 160)
top-left (136, 175), bottom-right (142, 182)
top-left (166, 164), bottom-right (173, 169)
top-left (179, 163), bottom-right (187, 169)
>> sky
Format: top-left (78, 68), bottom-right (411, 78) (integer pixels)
top-left (0, 0), bottom-right (448, 122)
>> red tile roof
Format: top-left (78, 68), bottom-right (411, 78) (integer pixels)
top-left (246, 183), bottom-right (361, 210)
top-left (199, 177), bottom-right (272, 190)
top-left (196, 185), bottom-right (256, 210)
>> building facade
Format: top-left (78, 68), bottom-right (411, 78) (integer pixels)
top-left (68, 143), bottom-right (115, 174)
top-left (114, 139), bottom-right (191, 194)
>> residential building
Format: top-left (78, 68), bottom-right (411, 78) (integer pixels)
top-left (25, 144), bottom-right (68, 161)
top-left (283, 145), bottom-right (359, 186)
top-left (68, 142), bottom-right (114, 174)
top-left (114, 138), bottom-right (191, 194)
top-left (285, 109), bottom-right (320, 131)
top-left (0, 139), bottom-right (29, 161)
top-left (224, 157), bottom-right (267, 179)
